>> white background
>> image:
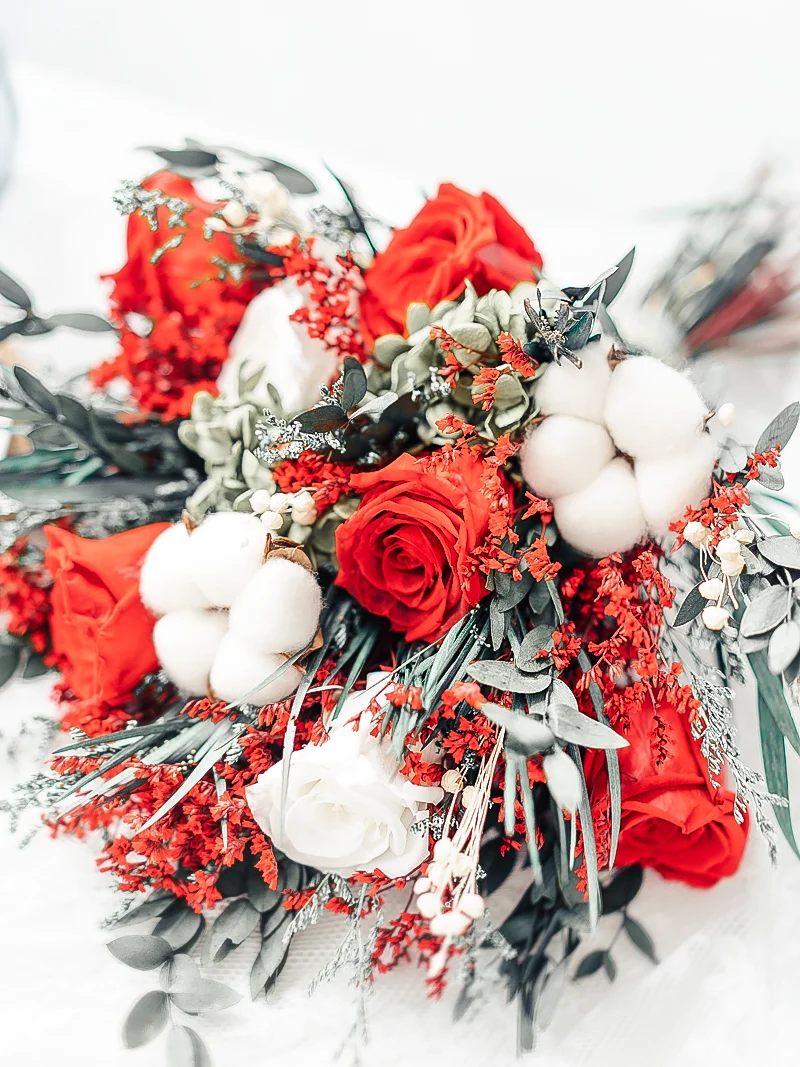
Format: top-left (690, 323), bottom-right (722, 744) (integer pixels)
top-left (2, 3), bottom-right (800, 1065)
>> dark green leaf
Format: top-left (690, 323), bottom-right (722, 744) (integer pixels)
top-left (599, 248), bottom-right (635, 307)
top-left (145, 146), bottom-right (218, 170)
top-left (122, 991), bottom-right (169, 1048)
top-left (167, 1026), bottom-right (212, 1067)
top-left (47, 312), bottom-right (115, 332)
top-left (0, 643), bottom-right (20, 687)
top-left (113, 892), bottom-right (175, 928)
top-left (250, 931), bottom-right (290, 1000)
top-left (603, 953), bottom-right (617, 982)
top-left (160, 954), bottom-right (200, 992)
top-left (741, 584), bottom-right (790, 638)
top-left (12, 366), bottom-right (59, 418)
top-left (750, 649), bottom-right (800, 756)
top-left (108, 934), bottom-right (174, 970)
top-left (294, 404), bottom-right (346, 433)
top-left (154, 901), bottom-right (205, 951)
top-left (467, 660), bottom-right (552, 694)
top-left (757, 536), bottom-right (800, 570)
top-left (756, 666), bottom-right (799, 857)
top-left (246, 865), bottom-right (283, 914)
top-left (768, 620), bottom-right (800, 676)
top-left (623, 915), bottom-right (658, 963)
top-left (756, 402), bottom-right (800, 454)
top-left (0, 266), bottom-right (32, 309)
top-left (516, 625), bottom-right (554, 669)
top-left (340, 357), bottom-right (368, 411)
top-left (674, 584), bottom-right (705, 626)
top-left (564, 312), bottom-right (593, 352)
top-left (170, 978), bottom-right (242, 1014)
top-left (22, 651), bottom-right (50, 679)
top-left (481, 701), bottom-right (555, 755)
top-left (55, 394), bottom-right (93, 439)
top-left (208, 898), bottom-right (260, 960)
top-left (547, 703), bottom-right (629, 750)
top-left (573, 950), bottom-right (606, 979)
top-left (600, 865), bottom-right (643, 913)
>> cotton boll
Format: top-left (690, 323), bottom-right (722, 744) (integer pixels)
top-left (139, 524), bottom-right (210, 616)
top-left (188, 513), bottom-right (267, 607)
top-left (520, 416), bottom-right (616, 500)
top-left (229, 558), bottom-right (322, 655)
top-left (635, 433), bottom-right (718, 535)
top-left (536, 339), bottom-right (614, 423)
top-left (604, 356), bottom-right (708, 459)
top-left (209, 633), bottom-right (302, 706)
top-left (153, 609), bottom-right (228, 695)
top-left (553, 458), bottom-right (646, 557)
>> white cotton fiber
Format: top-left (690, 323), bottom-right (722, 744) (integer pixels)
top-left (188, 512), bottom-right (267, 608)
top-left (228, 558), bottom-right (322, 655)
top-left (536, 339), bottom-right (613, 423)
top-left (139, 524), bottom-right (210, 616)
top-left (520, 416), bottom-right (616, 500)
top-left (635, 433), bottom-right (718, 535)
top-left (153, 608), bottom-right (228, 695)
top-left (604, 356), bottom-right (707, 460)
top-left (553, 458), bottom-right (646, 557)
top-left (209, 633), bottom-right (302, 706)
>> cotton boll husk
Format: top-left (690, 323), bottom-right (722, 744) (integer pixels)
top-left (228, 558), bottom-right (322, 655)
top-left (553, 458), bottom-right (646, 557)
top-left (635, 434), bottom-right (718, 535)
top-left (209, 633), bottom-right (302, 706)
top-left (520, 416), bottom-right (616, 500)
top-left (153, 609), bottom-right (228, 695)
top-left (139, 524), bottom-right (210, 616)
top-left (188, 513), bottom-right (267, 608)
top-left (535, 339), bottom-right (614, 423)
top-left (604, 355), bottom-right (708, 459)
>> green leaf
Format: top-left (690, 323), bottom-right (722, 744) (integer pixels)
top-left (340, 357), bottom-right (368, 411)
top-left (22, 651), bottom-right (50, 679)
top-left (674, 584), bottom-right (705, 626)
top-left (600, 865), bottom-right (643, 913)
top-left (0, 643), bottom-right (20, 687)
top-left (0, 266), bottom-right (33, 309)
top-left (534, 958), bottom-right (568, 1031)
top-left (113, 892), bottom-right (175, 928)
top-left (207, 898), bottom-right (260, 960)
top-left (160, 954), bottom-right (200, 992)
top-left (246, 865), bottom-right (283, 914)
top-left (717, 441), bottom-right (748, 473)
top-left (47, 312), bottom-right (115, 332)
top-left (573, 950), bottom-right (606, 978)
top-left (603, 953), bottom-right (617, 982)
top-left (250, 928), bottom-right (290, 1000)
top-left (122, 990), bottom-right (169, 1049)
top-left (757, 536), bottom-right (800, 570)
top-left (170, 978), bottom-right (242, 1014)
top-left (153, 901), bottom-right (205, 951)
top-left (740, 584), bottom-right (790, 638)
top-left (108, 934), bottom-right (174, 970)
top-left (546, 703), bottom-right (629, 750)
top-left (750, 649), bottom-right (800, 756)
top-left (12, 366), bottom-right (59, 418)
top-left (768, 620), bottom-right (800, 676)
top-left (756, 402), bottom-right (800, 454)
top-left (448, 321), bottom-right (492, 354)
top-left (467, 659), bottom-right (552, 694)
top-left (481, 701), bottom-right (555, 755)
top-left (577, 648), bottom-right (621, 869)
top-left (167, 1026), bottom-right (212, 1067)
top-left (599, 247), bottom-right (635, 307)
top-left (516, 625), bottom-right (554, 670)
top-left (757, 466), bottom-right (785, 491)
top-left (623, 915), bottom-right (658, 963)
top-left (756, 667), bottom-right (799, 857)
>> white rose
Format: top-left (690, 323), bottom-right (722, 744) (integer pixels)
top-left (246, 674), bottom-right (442, 877)
top-left (217, 278), bottom-right (338, 416)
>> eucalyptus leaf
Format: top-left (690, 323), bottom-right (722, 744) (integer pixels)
top-left (47, 312), bottom-right (115, 332)
top-left (170, 978), bottom-right (242, 1014)
top-left (246, 864), bottom-right (283, 914)
top-left (481, 702), bottom-right (555, 754)
top-left (755, 402), bottom-right (800, 454)
top-left (750, 649), bottom-right (800, 757)
top-left (758, 466), bottom-right (785, 491)
top-left (0, 643), bottom-right (20, 687)
top-left (294, 404), bottom-right (346, 434)
top-left (718, 441), bottom-right (748, 473)
top-left (108, 934), bottom-right (174, 970)
top-left (208, 898), bottom-right (260, 960)
top-left (340, 358), bottom-right (368, 411)
top-left (768, 620), bottom-right (800, 676)
top-left (167, 1026), bottom-right (212, 1067)
top-left (623, 915), bottom-right (658, 963)
top-left (154, 901), bottom-right (205, 951)
top-left (12, 366), bottom-right (59, 418)
top-left (113, 892), bottom-right (175, 928)
top-left (123, 990), bottom-right (169, 1049)
top-left (573, 950), bottom-right (606, 979)
top-left (467, 660), bottom-right (552, 694)
top-left (546, 703), bottom-right (629, 750)
top-left (740, 584), bottom-right (790, 638)
top-left (756, 670), bottom-right (799, 857)
top-left (600, 865), bottom-right (643, 913)
top-left (673, 584), bottom-right (705, 626)
top-left (250, 932), bottom-right (290, 1000)
top-left (757, 536), bottom-right (800, 570)
top-left (0, 266), bottom-right (33, 309)
top-left (534, 959), bottom-right (567, 1032)
top-left (160, 953), bottom-right (200, 992)
top-left (516, 625), bottom-right (554, 670)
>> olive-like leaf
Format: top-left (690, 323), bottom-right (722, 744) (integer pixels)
top-left (674, 584), bottom-right (705, 626)
top-left (12, 366), bottom-right (59, 418)
top-left (757, 536), bottom-right (800, 570)
top-left (740, 584), bottom-right (790, 638)
top-left (600, 864), bottom-right (643, 913)
top-left (756, 402), bottom-right (800, 454)
top-left (160, 953), bottom-right (200, 992)
top-left (340, 357), bottom-right (368, 411)
top-left (154, 901), bottom-right (205, 951)
top-left (546, 703), bottom-right (629, 750)
top-left (143, 146), bottom-right (219, 170)
top-left (250, 933), bottom-right (290, 1000)
top-left (599, 248), bottom-right (635, 307)
top-left (768, 620), bottom-right (800, 676)
top-left (0, 643), bottom-right (20, 687)
top-left (207, 898), bottom-right (260, 960)
top-left (758, 466), bottom-right (785, 491)
top-left (246, 865), bottom-right (282, 914)
top-left (534, 958), bottom-right (568, 1032)
top-left (516, 625), bottom-right (555, 670)
top-left (113, 892), bottom-right (175, 928)
top-left (108, 934), bottom-right (174, 970)
top-left (47, 312), bottom-right (116, 332)
top-left (573, 950), bottom-right (606, 979)
top-left (294, 404), bottom-right (347, 434)
top-left (481, 701), bottom-right (555, 754)
top-left (623, 915), bottom-right (658, 963)
top-left (122, 990), bottom-right (169, 1048)
top-left (170, 978), bottom-right (242, 1014)
top-left (467, 659), bottom-right (552, 694)
top-left (167, 1026), bottom-right (212, 1067)
top-left (0, 266), bottom-right (33, 310)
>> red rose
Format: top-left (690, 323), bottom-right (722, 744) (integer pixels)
top-left (335, 451), bottom-right (506, 643)
top-left (44, 524), bottom-right (169, 707)
top-left (91, 171), bottom-right (257, 419)
top-left (584, 700), bottom-right (748, 887)
top-left (359, 183), bottom-right (543, 345)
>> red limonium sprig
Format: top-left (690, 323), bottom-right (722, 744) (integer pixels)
top-left (272, 452), bottom-right (358, 513)
top-left (0, 538), bottom-right (55, 657)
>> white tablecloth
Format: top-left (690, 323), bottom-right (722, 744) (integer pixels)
top-left (3, 55), bottom-right (800, 1067)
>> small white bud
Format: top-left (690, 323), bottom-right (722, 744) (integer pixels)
top-left (291, 489), bottom-right (318, 526)
top-left (416, 893), bottom-right (442, 918)
top-left (205, 216), bottom-right (227, 231)
top-left (702, 604), bottom-right (730, 631)
top-left (458, 893), bottom-right (485, 920)
top-left (413, 877), bottom-right (431, 895)
top-left (461, 785), bottom-right (477, 808)
top-left (450, 852), bottom-right (473, 879)
top-left (259, 510), bottom-right (283, 532)
top-left (220, 199), bottom-right (248, 228)
top-left (430, 911), bottom-right (471, 937)
top-left (734, 528), bottom-right (754, 544)
top-left (268, 492), bottom-right (292, 514)
top-left (716, 403), bottom-right (736, 427)
top-left (426, 862), bottom-right (446, 886)
top-left (699, 577), bottom-right (724, 600)
top-left (720, 556), bottom-right (745, 576)
top-left (716, 537), bottom-right (742, 561)
top-left (249, 489), bottom-right (274, 515)
top-left (441, 769), bottom-right (465, 793)
top-left (433, 839), bottom-right (456, 863)
top-left (683, 521), bottom-right (710, 548)
top-left (543, 749), bottom-right (581, 815)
